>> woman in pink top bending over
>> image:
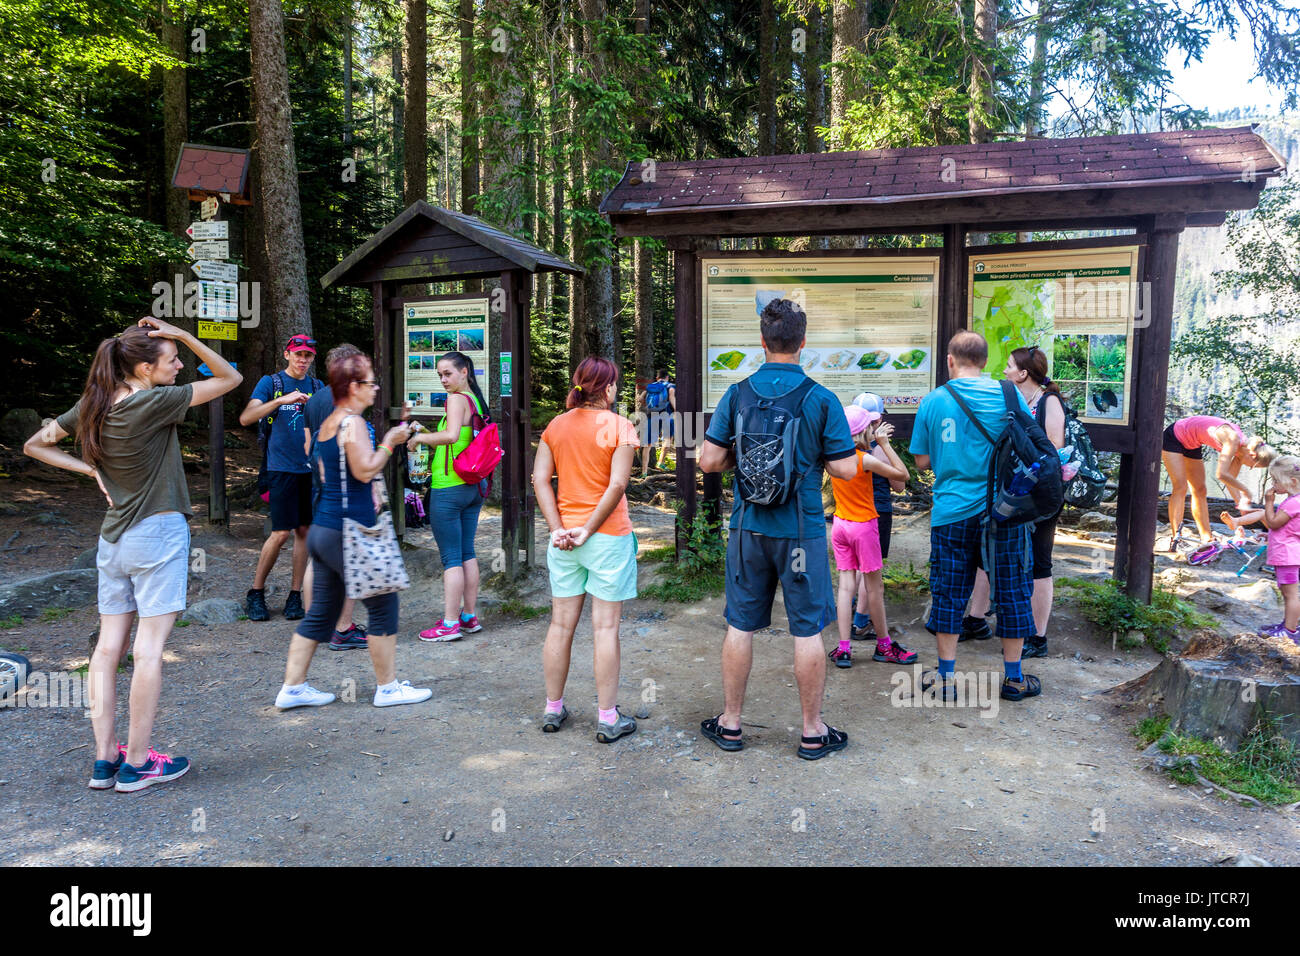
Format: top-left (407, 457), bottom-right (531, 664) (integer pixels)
top-left (1161, 415), bottom-right (1274, 544)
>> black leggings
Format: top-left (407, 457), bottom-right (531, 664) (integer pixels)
top-left (297, 524), bottom-right (399, 642)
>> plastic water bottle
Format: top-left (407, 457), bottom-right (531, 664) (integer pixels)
top-left (994, 461), bottom-right (1041, 522)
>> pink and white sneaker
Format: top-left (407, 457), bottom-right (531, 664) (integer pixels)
top-left (419, 620), bottom-right (462, 643)
top-left (458, 613), bottom-right (483, 634)
top-left (114, 748), bottom-right (190, 793)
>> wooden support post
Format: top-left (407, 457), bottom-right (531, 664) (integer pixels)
top-left (1113, 452), bottom-right (1135, 581)
top-left (518, 271), bottom-right (536, 567)
top-left (499, 269), bottom-right (524, 578)
top-left (1126, 215), bottom-right (1184, 603)
top-left (372, 281), bottom-right (401, 531)
top-left (936, 222), bottom-right (967, 383)
top-left (672, 245), bottom-right (700, 553)
top-left (207, 335), bottom-right (227, 526)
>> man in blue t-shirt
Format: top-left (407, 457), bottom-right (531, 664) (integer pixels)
top-left (699, 298), bottom-right (858, 760)
top-left (909, 330), bottom-right (1040, 703)
top-left (239, 334), bottom-right (324, 622)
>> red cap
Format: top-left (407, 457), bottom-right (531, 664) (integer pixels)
top-left (285, 334), bottom-right (316, 354)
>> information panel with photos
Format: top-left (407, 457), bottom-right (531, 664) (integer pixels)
top-left (967, 245), bottom-right (1140, 426)
top-left (402, 297), bottom-right (491, 412)
top-left (701, 255), bottom-right (940, 413)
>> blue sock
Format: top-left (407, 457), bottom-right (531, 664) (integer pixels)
top-left (1004, 659), bottom-right (1023, 681)
top-left (853, 611), bottom-right (871, 629)
top-left (937, 658), bottom-right (956, 680)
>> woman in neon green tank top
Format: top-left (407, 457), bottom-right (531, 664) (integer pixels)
top-left (406, 352), bottom-right (489, 642)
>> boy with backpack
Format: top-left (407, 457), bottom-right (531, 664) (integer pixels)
top-left (239, 334), bottom-right (325, 622)
top-left (698, 298), bottom-right (860, 759)
top-left (643, 370), bottom-right (675, 475)
top-left (909, 331), bottom-right (1060, 703)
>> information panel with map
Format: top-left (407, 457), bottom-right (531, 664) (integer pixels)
top-left (402, 297), bottom-right (491, 412)
top-left (701, 255), bottom-right (940, 413)
top-left (968, 245), bottom-right (1140, 426)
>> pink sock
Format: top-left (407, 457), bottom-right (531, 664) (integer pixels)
top-left (545, 697), bottom-right (564, 714)
top-left (838, 639), bottom-right (851, 653)
top-left (598, 706), bottom-right (618, 724)
top-left (876, 634), bottom-right (892, 651)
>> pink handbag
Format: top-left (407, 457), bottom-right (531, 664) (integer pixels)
top-left (444, 396), bottom-right (503, 493)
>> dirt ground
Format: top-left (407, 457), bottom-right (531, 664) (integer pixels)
top-left (2, 445), bottom-right (1298, 867)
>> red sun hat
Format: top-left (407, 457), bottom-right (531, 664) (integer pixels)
top-left (285, 334), bottom-right (316, 354)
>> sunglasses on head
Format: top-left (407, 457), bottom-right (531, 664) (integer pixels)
top-left (288, 336), bottom-right (316, 348)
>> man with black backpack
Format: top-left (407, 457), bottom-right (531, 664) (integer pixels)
top-left (239, 334), bottom-right (325, 622)
top-left (698, 298), bottom-right (859, 760)
top-left (910, 331), bottom-right (1055, 703)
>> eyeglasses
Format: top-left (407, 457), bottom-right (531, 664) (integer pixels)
top-left (288, 336), bottom-right (317, 348)
top-left (359, 380), bottom-right (378, 387)
top-left (1026, 345), bottom-right (1040, 354)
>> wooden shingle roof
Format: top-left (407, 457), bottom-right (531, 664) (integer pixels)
top-left (602, 126), bottom-right (1286, 235)
top-left (170, 143), bottom-right (251, 198)
top-left (321, 200), bottom-right (582, 289)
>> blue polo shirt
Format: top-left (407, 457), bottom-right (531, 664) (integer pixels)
top-left (910, 376), bottom-right (1029, 526)
top-left (705, 363), bottom-right (855, 539)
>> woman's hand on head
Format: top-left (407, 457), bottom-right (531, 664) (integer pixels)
top-left (137, 316), bottom-right (185, 340)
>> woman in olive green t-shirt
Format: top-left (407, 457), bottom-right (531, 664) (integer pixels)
top-left (405, 351), bottom-right (489, 642)
top-left (24, 317), bottom-right (241, 793)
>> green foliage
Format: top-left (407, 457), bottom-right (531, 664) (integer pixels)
top-left (641, 508), bottom-right (726, 602)
top-left (0, 614), bottom-right (22, 629)
top-left (881, 559), bottom-right (930, 593)
top-left (1136, 714), bottom-right (1300, 805)
top-left (497, 598), bottom-right (548, 620)
top-left (639, 543), bottom-right (676, 564)
top-left (40, 607), bottom-right (74, 623)
top-left (1058, 577), bottom-right (1215, 653)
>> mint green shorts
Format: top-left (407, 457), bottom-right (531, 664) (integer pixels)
top-left (547, 531), bottom-right (638, 602)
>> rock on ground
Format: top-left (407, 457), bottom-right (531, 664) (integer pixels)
top-left (0, 408), bottom-right (41, 445)
top-left (0, 569), bottom-right (96, 619)
top-left (180, 597), bottom-right (244, 625)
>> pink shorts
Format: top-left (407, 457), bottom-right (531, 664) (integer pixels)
top-left (831, 516), bottom-right (882, 573)
top-left (1276, 565), bottom-right (1299, 586)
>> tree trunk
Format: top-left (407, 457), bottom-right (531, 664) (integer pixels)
top-left (804, 1), bottom-right (825, 153)
top-left (248, 0), bottom-right (312, 344)
top-left (392, 39), bottom-right (404, 201)
top-left (459, 0), bottom-right (478, 215)
top-left (568, 0), bottom-right (588, 372)
top-left (481, 0), bottom-right (525, 233)
top-left (160, 0), bottom-right (193, 360)
top-left (1025, 1), bottom-right (1050, 139)
top-left (578, 0), bottom-right (616, 366)
top-left (632, 0), bottom-right (653, 387)
top-left (830, 0), bottom-right (863, 141)
top-left (758, 0), bottom-right (778, 156)
top-left (969, 0), bottom-right (997, 144)
top-left (343, 11), bottom-right (353, 146)
top-left (403, 0), bottom-right (428, 204)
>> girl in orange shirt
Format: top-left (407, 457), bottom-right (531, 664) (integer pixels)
top-left (828, 406), bottom-right (913, 668)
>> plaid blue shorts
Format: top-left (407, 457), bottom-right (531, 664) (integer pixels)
top-left (927, 514), bottom-right (1034, 640)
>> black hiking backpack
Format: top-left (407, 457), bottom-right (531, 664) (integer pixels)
top-left (732, 376), bottom-right (819, 509)
top-left (1036, 393), bottom-right (1107, 510)
top-left (944, 379), bottom-right (1064, 527)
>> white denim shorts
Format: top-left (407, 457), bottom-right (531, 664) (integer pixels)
top-left (96, 511), bottom-right (190, 617)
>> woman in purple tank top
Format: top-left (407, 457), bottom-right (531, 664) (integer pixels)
top-left (1161, 414), bottom-right (1274, 545)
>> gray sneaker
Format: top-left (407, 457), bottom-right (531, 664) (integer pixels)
top-left (595, 708), bottom-right (636, 744)
top-left (541, 706), bottom-right (569, 733)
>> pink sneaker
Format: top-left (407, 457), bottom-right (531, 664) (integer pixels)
top-left (419, 620), bottom-right (462, 643)
top-left (873, 640), bottom-right (918, 664)
top-left (458, 614), bottom-right (482, 634)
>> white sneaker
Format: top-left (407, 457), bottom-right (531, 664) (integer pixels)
top-left (275, 683), bottom-right (336, 709)
top-left (373, 679), bottom-right (433, 708)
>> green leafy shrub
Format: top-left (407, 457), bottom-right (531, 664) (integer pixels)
top-left (1135, 715), bottom-right (1300, 805)
top-left (641, 508), bottom-right (726, 602)
top-left (1058, 577), bottom-right (1214, 653)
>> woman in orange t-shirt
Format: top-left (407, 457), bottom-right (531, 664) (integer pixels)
top-left (531, 356), bottom-right (640, 744)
